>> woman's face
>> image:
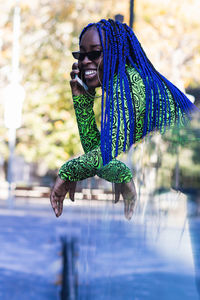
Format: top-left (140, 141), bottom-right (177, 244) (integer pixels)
top-left (78, 28), bottom-right (103, 89)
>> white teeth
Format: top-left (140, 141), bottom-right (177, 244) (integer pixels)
top-left (85, 70), bottom-right (96, 75)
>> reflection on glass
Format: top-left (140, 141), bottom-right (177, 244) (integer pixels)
top-left (61, 113), bottom-right (200, 299)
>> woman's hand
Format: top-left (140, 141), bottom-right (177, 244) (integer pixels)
top-left (114, 180), bottom-right (137, 220)
top-left (70, 62), bottom-right (86, 96)
top-left (50, 176), bottom-right (77, 217)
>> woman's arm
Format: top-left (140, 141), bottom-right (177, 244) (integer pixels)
top-left (73, 93), bottom-right (100, 153)
top-left (58, 67), bottom-right (147, 182)
top-left (51, 66), bottom-right (146, 217)
top-left (72, 93), bottom-right (133, 183)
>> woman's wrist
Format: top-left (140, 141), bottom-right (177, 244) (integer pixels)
top-left (72, 94), bottom-right (96, 109)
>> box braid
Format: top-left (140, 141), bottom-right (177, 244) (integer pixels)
top-left (79, 19), bottom-right (199, 165)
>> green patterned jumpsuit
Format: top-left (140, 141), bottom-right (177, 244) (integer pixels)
top-left (59, 65), bottom-right (183, 183)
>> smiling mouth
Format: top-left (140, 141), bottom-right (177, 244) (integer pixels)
top-left (84, 70), bottom-right (97, 80)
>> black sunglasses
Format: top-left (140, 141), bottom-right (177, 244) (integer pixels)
top-left (72, 50), bottom-right (103, 61)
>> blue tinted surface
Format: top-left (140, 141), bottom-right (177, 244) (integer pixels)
top-left (0, 199), bottom-right (199, 300)
top-left (76, 204), bottom-right (200, 300)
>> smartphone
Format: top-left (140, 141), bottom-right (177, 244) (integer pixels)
top-left (75, 74), bottom-right (88, 91)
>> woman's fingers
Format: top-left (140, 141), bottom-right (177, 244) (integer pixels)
top-left (50, 191), bottom-right (59, 217)
top-left (70, 62), bottom-right (79, 78)
top-left (70, 63), bottom-right (85, 95)
top-left (72, 62), bottom-right (78, 70)
top-left (50, 177), bottom-right (77, 217)
top-left (113, 181), bottom-right (136, 219)
top-left (114, 183), bottom-right (121, 203)
top-left (70, 70), bottom-right (79, 80)
top-left (118, 180), bottom-right (137, 220)
top-left (56, 197), bottom-right (64, 217)
top-left (50, 190), bottom-right (58, 215)
top-left (68, 181), bottom-right (77, 202)
top-left (124, 198), bottom-right (135, 220)
top-left (50, 176), bottom-right (68, 217)
top-left (50, 190), bottom-right (66, 217)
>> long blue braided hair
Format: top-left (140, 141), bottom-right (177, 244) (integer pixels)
top-left (79, 19), bottom-right (198, 165)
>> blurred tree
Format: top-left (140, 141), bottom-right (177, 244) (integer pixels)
top-left (134, 0), bottom-right (200, 90)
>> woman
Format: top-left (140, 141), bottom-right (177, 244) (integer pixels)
top-left (50, 19), bottom-right (198, 219)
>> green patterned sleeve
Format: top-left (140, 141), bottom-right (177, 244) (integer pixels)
top-left (72, 94), bottom-right (101, 153)
top-left (73, 93), bottom-right (133, 182)
top-left (58, 67), bottom-right (149, 183)
top-left (58, 65), bottom-right (191, 184)
top-left (59, 93), bottom-right (133, 183)
top-left (58, 143), bottom-right (133, 183)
